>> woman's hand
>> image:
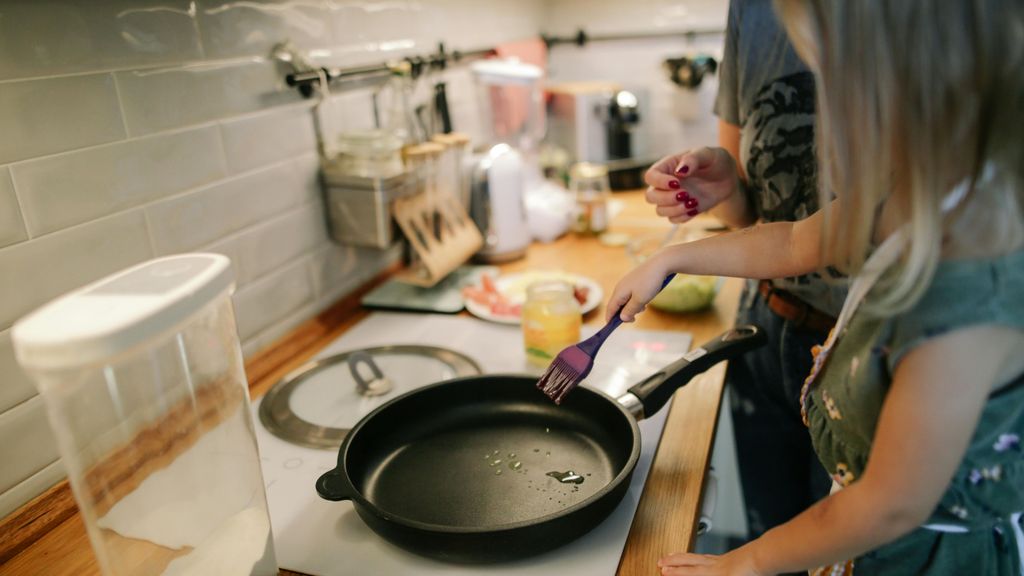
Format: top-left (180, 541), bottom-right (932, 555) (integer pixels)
top-left (644, 147), bottom-right (742, 224)
top-left (658, 549), bottom-right (764, 576)
top-left (605, 252), bottom-right (672, 322)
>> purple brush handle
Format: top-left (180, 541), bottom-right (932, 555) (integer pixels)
top-left (577, 274), bottom-right (676, 357)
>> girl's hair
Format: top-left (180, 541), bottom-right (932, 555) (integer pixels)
top-left (775, 0), bottom-right (1024, 315)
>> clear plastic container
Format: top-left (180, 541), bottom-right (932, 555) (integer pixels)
top-left (11, 254), bottom-right (277, 576)
top-left (521, 280), bottom-right (582, 367)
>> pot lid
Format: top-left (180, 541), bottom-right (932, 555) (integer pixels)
top-left (259, 345), bottom-right (482, 449)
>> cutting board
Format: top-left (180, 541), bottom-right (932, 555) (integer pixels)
top-left (360, 265), bottom-right (498, 313)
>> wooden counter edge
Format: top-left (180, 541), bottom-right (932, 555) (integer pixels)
top-left (616, 277), bottom-right (742, 575)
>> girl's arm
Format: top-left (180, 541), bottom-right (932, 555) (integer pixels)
top-left (606, 199), bottom-right (830, 322)
top-left (659, 324), bottom-right (1024, 576)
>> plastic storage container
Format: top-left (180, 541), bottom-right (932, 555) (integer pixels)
top-left (11, 254), bottom-right (277, 576)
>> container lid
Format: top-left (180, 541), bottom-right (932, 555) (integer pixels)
top-left (403, 142), bottom-right (444, 159)
top-left (12, 254), bottom-right (235, 371)
top-left (431, 132), bottom-right (471, 147)
top-left (336, 129), bottom-right (403, 156)
top-left (570, 162), bottom-right (609, 178)
top-left (470, 59), bottom-right (542, 85)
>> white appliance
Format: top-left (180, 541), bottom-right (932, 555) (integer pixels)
top-left (254, 312), bottom-right (693, 576)
top-left (467, 143), bottom-right (532, 262)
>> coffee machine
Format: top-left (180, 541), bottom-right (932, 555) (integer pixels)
top-left (546, 82), bottom-right (648, 165)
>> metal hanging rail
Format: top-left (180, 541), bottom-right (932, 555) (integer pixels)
top-left (283, 43), bottom-right (496, 98)
top-left (542, 26), bottom-right (724, 48)
top-left (280, 26), bottom-right (723, 98)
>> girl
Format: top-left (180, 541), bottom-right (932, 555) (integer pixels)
top-left (608, 0), bottom-right (1024, 574)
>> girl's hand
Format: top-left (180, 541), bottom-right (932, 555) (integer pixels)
top-left (605, 253), bottom-right (671, 322)
top-left (644, 147), bottom-right (742, 223)
top-left (658, 549), bottom-right (764, 576)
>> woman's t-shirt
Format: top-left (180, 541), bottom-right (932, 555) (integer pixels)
top-left (714, 0), bottom-right (845, 316)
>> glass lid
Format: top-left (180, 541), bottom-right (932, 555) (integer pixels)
top-left (259, 345), bottom-right (482, 449)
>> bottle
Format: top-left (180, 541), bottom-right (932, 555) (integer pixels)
top-left (569, 162), bottom-right (611, 235)
top-left (522, 280), bottom-right (582, 367)
top-left (11, 254), bottom-right (277, 576)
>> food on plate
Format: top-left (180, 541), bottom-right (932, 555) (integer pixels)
top-left (462, 271), bottom-right (592, 318)
top-left (461, 273), bottom-right (522, 318)
top-left (649, 275), bottom-right (718, 313)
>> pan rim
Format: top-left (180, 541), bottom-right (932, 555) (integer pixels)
top-left (333, 373), bottom-right (643, 534)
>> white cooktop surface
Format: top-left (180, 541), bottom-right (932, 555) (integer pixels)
top-left (253, 312), bottom-right (692, 576)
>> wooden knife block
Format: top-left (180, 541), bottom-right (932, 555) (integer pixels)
top-left (392, 191), bottom-right (483, 287)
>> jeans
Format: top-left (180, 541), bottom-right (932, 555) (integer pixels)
top-left (728, 280), bottom-right (833, 539)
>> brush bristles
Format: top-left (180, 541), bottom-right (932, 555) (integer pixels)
top-left (536, 358), bottom-right (581, 405)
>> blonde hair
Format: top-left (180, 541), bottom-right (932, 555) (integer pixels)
top-left (775, 0), bottom-right (1024, 315)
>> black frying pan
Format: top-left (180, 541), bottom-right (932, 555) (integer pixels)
top-left (317, 325), bottom-right (764, 563)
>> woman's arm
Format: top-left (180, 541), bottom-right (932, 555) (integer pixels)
top-left (659, 324), bottom-right (1023, 575)
top-left (607, 200), bottom-right (829, 322)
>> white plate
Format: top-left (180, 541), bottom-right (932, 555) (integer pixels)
top-left (464, 271), bottom-right (604, 325)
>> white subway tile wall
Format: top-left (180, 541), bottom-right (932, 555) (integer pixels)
top-left (0, 0), bottom-right (730, 525)
top-left (0, 168), bottom-right (27, 249)
top-left (0, 74), bottom-right (126, 164)
top-left (13, 126), bottom-right (226, 236)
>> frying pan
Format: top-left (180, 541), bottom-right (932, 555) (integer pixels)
top-left (316, 325), bottom-right (764, 563)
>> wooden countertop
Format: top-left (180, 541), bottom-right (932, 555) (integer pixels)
top-left (0, 191), bottom-right (741, 576)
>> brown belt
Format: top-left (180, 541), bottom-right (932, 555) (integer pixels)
top-left (757, 280), bottom-right (836, 334)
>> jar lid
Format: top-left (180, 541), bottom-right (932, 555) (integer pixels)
top-left (570, 162), bottom-right (609, 179)
top-left (336, 129), bottom-right (403, 156)
top-left (431, 132), bottom-right (471, 147)
top-left (12, 254), bottom-right (234, 371)
top-left (404, 142), bottom-right (444, 158)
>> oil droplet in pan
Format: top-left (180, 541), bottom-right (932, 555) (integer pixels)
top-left (546, 470), bottom-right (585, 484)
top-left (509, 461), bottom-right (522, 471)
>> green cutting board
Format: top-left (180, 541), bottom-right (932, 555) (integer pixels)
top-left (360, 265), bottom-right (499, 314)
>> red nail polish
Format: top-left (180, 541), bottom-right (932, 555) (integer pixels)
top-left (680, 190), bottom-right (691, 200)
top-left (677, 165), bottom-right (690, 175)
top-left (675, 191), bottom-right (686, 202)
top-left (687, 208), bottom-right (699, 217)
top-left (668, 180), bottom-right (680, 190)
top-left (684, 198), bottom-right (698, 209)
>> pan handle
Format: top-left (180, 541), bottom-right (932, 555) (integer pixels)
top-left (317, 467), bottom-right (356, 502)
top-left (621, 325), bottom-right (765, 419)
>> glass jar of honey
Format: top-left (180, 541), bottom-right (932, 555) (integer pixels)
top-left (522, 280), bottom-right (582, 367)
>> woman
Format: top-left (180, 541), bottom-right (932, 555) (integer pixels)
top-left (645, 0), bottom-right (836, 539)
top-left (616, 0), bottom-right (1024, 573)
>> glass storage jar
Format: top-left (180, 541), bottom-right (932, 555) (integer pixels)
top-left (336, 129), bottom-right (404, 178)
top-left (569, 162), bottom-right (611, 235)
top-left (521, 280), bottom-right (582, 367)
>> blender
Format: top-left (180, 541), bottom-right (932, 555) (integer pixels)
top-left (468, 58), bottom-right (566, 261)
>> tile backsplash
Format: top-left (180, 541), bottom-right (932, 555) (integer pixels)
top-left (0, 0), bottom-right (728, 525)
